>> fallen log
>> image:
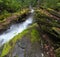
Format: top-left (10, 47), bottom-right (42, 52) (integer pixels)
top-left (34, 9), bottom-right (60, 39)
top-left (34, 8), bottom-right (60, 56)
top-left (46, 8), bottom-right (60, 18)
top-left (35, 10), bottom-right (60, 28)
top-left (0, 9), bottom-right (30, 33)
top-left (35, 9), bottom-right (60, 20)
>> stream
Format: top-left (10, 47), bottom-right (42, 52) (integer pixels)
top-left (0, 9), bottom-right (34, 46)
top-left (0, 9), bottom-right (45, 57)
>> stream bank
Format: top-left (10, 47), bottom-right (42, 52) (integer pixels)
top-left (0, 9), bottom-right (30, 34)
top-left (0, 23), bottom-right (44, 57)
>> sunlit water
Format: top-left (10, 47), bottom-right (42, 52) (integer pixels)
top-left (0, 9), bottom-right (34, 45)
top-left (30, 9), bottom-right (34, 13)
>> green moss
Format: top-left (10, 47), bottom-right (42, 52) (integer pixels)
top-left (1, 43), bottom-right (11, 57)
top-left (14, 8), bottom-right (29, 16)
top-left (0, 13), bottom-right (11, 22)
top-left (0, 8), bottom-right (29, 23)
top-left (31, 28), bottom-right (40, 43)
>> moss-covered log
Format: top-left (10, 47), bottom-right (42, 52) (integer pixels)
top-left (35, 8), bottom-right (60, 21)
top-left (34, 8), bottom-right (60, 51)
top-left (0, 9), bottom-right (30, 33)
top-left (34, 8), bottom-right (60, 41)
top-left (46, 8), bottom-right (60, 18)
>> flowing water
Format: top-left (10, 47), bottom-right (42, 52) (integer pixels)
top-left (0, 9), bottom-right (45, 57)
top-left (0, 9), bottom-right (34, 45)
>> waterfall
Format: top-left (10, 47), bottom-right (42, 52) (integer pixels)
top-left (0, 9), bottom-right (34, 46)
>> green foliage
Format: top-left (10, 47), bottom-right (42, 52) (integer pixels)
top-left (0, 0), bottom-right (37, 13)
top-left (57, 3), bottom-right (60, 11)
top-left (55, 48), bottom-right (60, 57)
top-left (0, 0), bottom-right (39, 13)
top-left (0, 0), bottom-right (21, 12)
top-left (29, 0), bottom-right (37, 7)
top-left (0, 10), bottom-right (11, 22)
top-left (40, 0), bottom-right (60, 9)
